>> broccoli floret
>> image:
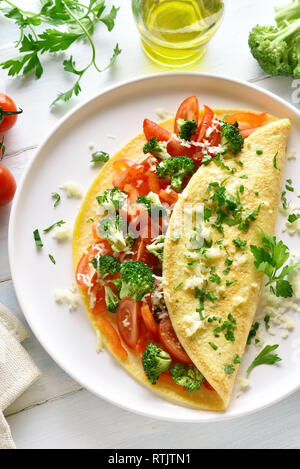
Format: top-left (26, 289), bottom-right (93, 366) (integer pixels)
top-left (96, 187), bottom-right (127, 213)
top-left (156, 156), bottom-right (196, 192)
top-left (220, 121), bottom-right (244, 155)
top-left (169, 363), bottom-right (205, 392)
top-left (143, 137), bottom-right (170, 159)
top-left (104, 286), bottom-right (120, 313)
top-left (91, 255), bottom-right (121, 279)
top-left (137, 193), bottom-right (167, 217)
top-left (177, 119), bottom-right (198, 141)
top-left (249, 20), bottom-right (300, 78)
top-left (111, 278), bottom-right (122, 292)
top-left (120, 261), bottom-right (155, 301)
top-left (142, 343), bottom-right (172, 384)
top-left (146, 235), bottom-right (165, 262)
top-left (98, 215), bottom-right (135, 253)
top-left (275, 1), bottom-right (300, 28)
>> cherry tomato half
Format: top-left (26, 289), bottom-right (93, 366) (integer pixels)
top-left (159, 317), bottom-right (192, 364)
top-left (0, 164), bottom-right (16, 205)
top-left (0, 94), bottom-right (22, 133)
top-left (116, 298), bottom-right (140, 350)
top-left (174, 96), bottom-right (199, 135)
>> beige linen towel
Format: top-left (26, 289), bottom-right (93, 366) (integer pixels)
top-left (0, 303), bottom-right (41, 449)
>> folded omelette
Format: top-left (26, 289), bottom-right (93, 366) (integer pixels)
top-left (73, 107), bottom-right (291, 411)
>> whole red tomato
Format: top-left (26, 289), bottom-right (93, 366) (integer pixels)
top-left (0, 93), bottom-right (22, 133)
top-left (0, 164), bottom-right (16, 205)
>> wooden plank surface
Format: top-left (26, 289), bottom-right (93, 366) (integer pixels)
top-left (0, 0), bottom-right (300, 449)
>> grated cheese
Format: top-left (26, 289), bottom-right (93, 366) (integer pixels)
top-left (60, 181), bottom-right (83, 199)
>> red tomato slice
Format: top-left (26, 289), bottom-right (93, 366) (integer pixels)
top-left (76, 242), bottom-right (112, 290)
top-left (224, 112), bottom-right (266, 128)
top-left (159, 188), bottom-right (178, 205)
top-left (116, 298), bottom-right (140, 350)
top-left (0, 164), bottom-right (16, 205)
top-left (145, 170), bottom-right (161, 194)
top-left (92, 287), bottom-right (107, 315)
top-left (174, 96), bottom-right (199, 135)
top-left (143, 119), bottom-right (171, 142)
top-left (166, 136), bottom-right (195, 157)
top-left (96, 316), bottom-right (128, 360)
top-left (193, 105), bottom-right (215, 143)
top-left (141, 303), bottom-right (158, 338)
top-left (159, 317), bottom-right (192, 364)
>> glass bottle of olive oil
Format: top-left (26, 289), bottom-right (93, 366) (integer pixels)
top-left (132, 0), bottom-right (224, 67)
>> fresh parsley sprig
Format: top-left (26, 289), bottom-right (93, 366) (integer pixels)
top-left (250, 229), bottom-right (300, 298)
top-left (247, 345), bottom-right (281, 374)
top-left (0, 0), bottom-right (121, 105)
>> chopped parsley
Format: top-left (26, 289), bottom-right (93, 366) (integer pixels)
top-left (233, 238), bottom-right (247, 250)
top-left (256, 148), bottom-right (263, 155)
top-left (173, 282), bottom-right (184, 291)
top-left (273, 152), bottom-right (280, 170)
top-left (247, 322), bottom-right (259, 345)
top-left (247, 345), bottom-right (281, 374)
top-left (226, 279), bottom-right (237, 287)
top-left (213, 314), bottom-right (236, 342)
top-left (209, 342), bottom-right (218, 351)
top-left (233, 355), bottom-right (241, 364)
top-left (209, 273), bottom-right (221, 285)
top-left (33, 229), bottom-right (43, 248)
top-left (281, 191), bottom-right (288, 210)
top-left (91, 151), bottom-right (110, 163)
top-left (264, 315), bottom-right (270, 330)
top-left (49, 254), bottom-right (56, 264)
top-left (250, 230), bottom-right (300, 298)
top-left (43, 220), bottom-right (66, 233)
top-left (224, 364), bottom-right (235, 375)
top-left (51, 192), bottom-right (61, 208)
top-left (288, 213), bottom-right (300, 224)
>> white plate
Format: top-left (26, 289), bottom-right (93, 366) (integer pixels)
top-left (9, 73), bottom-right (300, 423)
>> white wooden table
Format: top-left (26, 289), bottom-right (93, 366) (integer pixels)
top-left (1, 0), bottom-right (300, 449)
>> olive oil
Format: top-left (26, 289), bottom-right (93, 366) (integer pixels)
top-left (132, 0), bottom-right (224, 67)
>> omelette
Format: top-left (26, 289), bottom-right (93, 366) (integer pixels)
top-left (73, 96), bottom-right (291, 411)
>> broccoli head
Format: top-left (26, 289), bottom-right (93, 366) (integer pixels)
top-left (120, 260), bottom-right (155, 302)
top-left (248, 20), bottom-right (300, 78)
top-left (220, 121), bottom-right (244, 155)
top-left (104, 286), bottom-right (120, 313)
top-left (96, 187), bottom-right (127, 213)
top-left (137, 192), bottom-right (167, 218)
top-left (143, 137), bottom-right (170, 159)
top-left (169, 363), bottom-right (205, 392)
top-left (146, 235), bottom-right (165, 262)
top-left (91, 255), bottom-right (121, 279)
top-left (98, 215), bottom-right (135, 253)
top-left (177, 119), bottom-right (198, 141)
top-left (142, 343), bottom-right (172, 384)
top-left (156, 156), bottom-right (196, 192)
top-left (275, 1), bottom-right (300, 28)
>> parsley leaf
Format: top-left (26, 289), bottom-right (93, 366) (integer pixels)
top-left (247, 345), bottom-right (281, 374)
top-left (250, 230), bottom-right (300, 298)
top-left (233, 238), bottom-right (247, 250)
top-left (0, 0), bottom-right (121, 104)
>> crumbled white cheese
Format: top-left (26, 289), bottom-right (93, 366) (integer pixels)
top-left (183, 312), bottom-right (206, 337)
top-left (287, 150), bottom-right (296, 160)
top-left (232, 296), bottom-right (246, 306)
top-left (184, 275), bottom-right (205, 291)
top-left (60, 181), bottom-right (83, 199)
top-left (52, 222), bottom-right (72, 241)
top-left (237, 377), bottom-right (251, 397)
top-left (155, 108), bottom-right (174, 120)
top-left (55, 285), bottom-right (79, 311)
top-left (206, 247), bottom-right (222, 260)
top-left (235, 253), bottom-right (248, 266)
